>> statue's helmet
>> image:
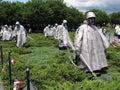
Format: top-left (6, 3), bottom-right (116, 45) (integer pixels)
top-left (63, 20), bottom-right (67, 23)
top-left (16, 21), bottom-right (20, 25)
top-left (86, 12), bottom-right (96, 19)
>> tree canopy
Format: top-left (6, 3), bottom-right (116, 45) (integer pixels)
top-left (109, 12), bottom-right (120, 24)
top-left (0, 0), bottom-right (119, 32)
top-left (0, 0), bottom-right (84, 31)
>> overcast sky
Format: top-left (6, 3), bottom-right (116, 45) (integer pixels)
top-left (64, 0), bottom-right (120, 13)
top-left (3, 0), bottom-right (120, 13)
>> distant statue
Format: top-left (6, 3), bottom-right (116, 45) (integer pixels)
top-left (56, 20), bottom-right (75, 50)
top-left (14, 21), bottom-right (27, 47)
top-left (2, 25), bottom-right (12, 41)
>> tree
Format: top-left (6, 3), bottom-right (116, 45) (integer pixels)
top-left (45, 0), bottom-right (66, 25)
top-left (23, 0), bottom-right (54, 32)
top-left (46, 0), bottom-right (85, 30)
top-left (0, 0), bottom-right (86, 32)
top-left (109, 12), bottom-right (120, 24)
top-left (0, 2), bottom-right (7, 24)
top-left (64, 7), bottom-right (85, 30)
top-left (0, 1), bottom-right (24, 25)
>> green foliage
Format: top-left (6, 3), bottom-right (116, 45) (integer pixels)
top-left (0, 1), bottom-right (24, 24)
top-left (24, 33), bottom-right (57, 47)
top-left (106, 46), bottom-right (120, 72)
top-left (0, 0), bottom-right (84, 31)
top-left (24, 1), bottom-right (54, 25)
top-left (13, 47), bottom-right (32, 54)
top-left (30, 51), bottom-right (91, 89)
top-left (106, 27), bottom-right (114, 34)
top-left (0, 32), bottom-right (120, 90)
top-left (64, 7), bottom-right (85, 30)
top-left (109, 12), bottom-right (120, 24)
top-left (45, 0), bottom-right (67, 24)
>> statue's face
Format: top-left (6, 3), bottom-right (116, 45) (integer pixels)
top-left (87, 17), bottom-right (95, 25)
top-left (16, 24), bottom-right (20, 27)
top-left (63, 23), bottom-right (67, 26)
top-left (16, 24), bottom-right (20, 30)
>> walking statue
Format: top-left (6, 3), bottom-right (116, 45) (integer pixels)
top-left (14, 21), bottom-right (27, 47)
top-left (74, 11), bottom-right (109, 73)
top-left (56, 20), bottom-right (75, 50)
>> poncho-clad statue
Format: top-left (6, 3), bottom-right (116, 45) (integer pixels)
top-left (2, 25), bottom-right (11, 41)
top-left (56, 20), bottom-right (75, 50)
top-left (43, 24), bottom-right (51, 37)
top-left (74, 12), bottom-right (109, 71)
top-left (0, 25), bottom-right (4, 37)
top-left (14, 21), bottom-right (27, 47)
top-left (53, 23), bottom-right (58, 40)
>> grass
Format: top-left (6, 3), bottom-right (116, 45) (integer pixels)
top-left (22, 46), bottom-right (60, 64)
top-left (106, 27), bottom-right (115, 34)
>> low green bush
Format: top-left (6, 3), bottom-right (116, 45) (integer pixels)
top-left (0, 32), bottom-right (120, 90)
